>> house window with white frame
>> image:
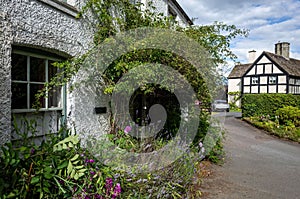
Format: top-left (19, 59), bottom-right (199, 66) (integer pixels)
top-left (11, 50), bottom-right (63, 111)
top-left (251, 77), bottom-right (259, 84)
top-left (269, 76), bottom-right (277, 84)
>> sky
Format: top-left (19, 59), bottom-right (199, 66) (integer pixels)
top-left (176, 0), bottom-right (300, 75)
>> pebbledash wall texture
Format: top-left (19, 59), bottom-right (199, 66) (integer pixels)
top-left (0, 11), bottom-right (13, 145)
top-left (0, 0), bottom-right (95, 145)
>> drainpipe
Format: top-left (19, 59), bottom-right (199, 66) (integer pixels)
top-left (62, 83), bottom-right (67, 126)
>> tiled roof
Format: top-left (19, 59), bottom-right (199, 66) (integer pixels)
top-left (228, 51), bottom-right (300, 78)
top-left (264, 51), bottom-right (300, 76)
top-left (228, 63), bottom-right (252, 78)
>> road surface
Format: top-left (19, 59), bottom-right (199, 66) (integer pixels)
top-left (201, 114), bottom-right (300, 199)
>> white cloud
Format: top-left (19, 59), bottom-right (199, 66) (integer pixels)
top-left (177, 0), bottom-right (300, 68)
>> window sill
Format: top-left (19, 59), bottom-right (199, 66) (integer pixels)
top-left (12, 108), bottom-right (63, 113)
top-left (38, 0), bottom-right (79, 18)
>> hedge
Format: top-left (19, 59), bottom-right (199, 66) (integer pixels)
top-left (241, 94), bottom-right (300, 117)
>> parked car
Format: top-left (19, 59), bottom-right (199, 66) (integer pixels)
top-left (212, 100), bottom-right (230, 112)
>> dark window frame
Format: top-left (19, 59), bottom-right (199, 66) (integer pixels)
top-left (251, 76), bottom-right (259, 85)
top-left (269, 76), bottom-right (277, 84)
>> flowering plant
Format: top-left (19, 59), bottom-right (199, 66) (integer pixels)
top-left (0, 128), bottom-right (122, 199)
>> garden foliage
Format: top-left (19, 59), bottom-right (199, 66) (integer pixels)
top-left (242, 94), bottom-right (300, 143)
top-left (0, 128), bottom-right (121, 199)
top-left (276, 106), bottom-right (300, 127)
top-left (3, 0), bottom-right (248, 198)
top-left (0, 125), bottom-right (210, 198)
top-left (242, 94), bottom-right (300, 117)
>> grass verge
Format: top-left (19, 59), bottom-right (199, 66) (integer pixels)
top-left (243, 117), bottom-right (300, 143)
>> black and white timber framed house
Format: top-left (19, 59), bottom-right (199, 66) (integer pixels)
top-left (228, 42), bottom-right (300, 107)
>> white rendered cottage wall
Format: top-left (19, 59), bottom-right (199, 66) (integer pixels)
top-left (166, 0), bottom-right (191, 27)
top-left (0, 12), bottom-right (13, 145)
top-left (141, 0), bottom-right (191, 27)
top-left (0, 0), bottom-right (192, 146)
top-left (0, 0), bottom-right (100, 145)
top-left (228, 78), bottom-right (241, 107)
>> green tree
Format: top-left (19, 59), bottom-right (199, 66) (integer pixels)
top-left (30, 0), bottom-right (249, 197)
top-left (35, 0), bottom-right (248, 141)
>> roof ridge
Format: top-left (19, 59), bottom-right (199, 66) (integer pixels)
top-left (264, 51), bottom-right (300, 76)
top-left (229, 51), bottom-right (300, 78)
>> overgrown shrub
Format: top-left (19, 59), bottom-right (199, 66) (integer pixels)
top-left (242, 94), bottom-right (300, 117)
top-left (1, 122), bottom-right (221, 198)
top-left (0, 127), bottom-right (123, 199)
top-left (244, 117), bottom-right (300, 143)
top-left (276, 106), bottom-right (300, 127)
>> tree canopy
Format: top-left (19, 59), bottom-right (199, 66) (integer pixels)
top-left (36, 0), bottom-right (248, 137)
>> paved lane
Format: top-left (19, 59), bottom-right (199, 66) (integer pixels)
top-left (201, 116), bottom-right (300, 199)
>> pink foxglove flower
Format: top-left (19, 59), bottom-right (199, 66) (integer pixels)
top-left (112, 183), bottom-right (121, 199)
top-left (199, 142), bottom-right (203, 148)
top-left (124, 126), bottom-right (132, 134)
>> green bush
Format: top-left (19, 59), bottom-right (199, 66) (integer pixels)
top-left (276, 106), bottom-right (300, 127)
top-left (1, 121), bottom-right (220, 198)
top-left (0, 129), bottom-right (121, 199)
top-left (242, 94), bottom-right (300, 117)
top-left (244, 117), bottom-right (300, 143)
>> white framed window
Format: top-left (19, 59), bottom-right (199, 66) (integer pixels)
top-left (11, 50), bottom-right (63, 111)
top-left (251, 77), bottom-right (259, 84)
top-left (295, 86), bottom-right (300, 94)
top-left (269, 76), bottom-right (277, 84)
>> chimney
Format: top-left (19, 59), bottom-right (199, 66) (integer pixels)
top-left (275, 42), bottom-right (290, 59)
top-left (248, 50), bottom-right (256, 63)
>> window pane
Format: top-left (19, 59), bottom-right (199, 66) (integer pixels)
top-left (269, 76), bottom-right (276, 84)
top-left (48, 61), bottom-right (61, 108)
top-left (12, 83), bottom-right (27, 109)
top-left (12, 54), bottom-right (27, 81)
top-left (48, 86), bottom-right (61, 108)
top-left (30, 57), bottom-right (45, 82)
top-left (252, 77), bottom-right (258, 84)
top-left (30, 84), bottom-right (45, 108)
top-left (48, 60), bottom-right (58, 80)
